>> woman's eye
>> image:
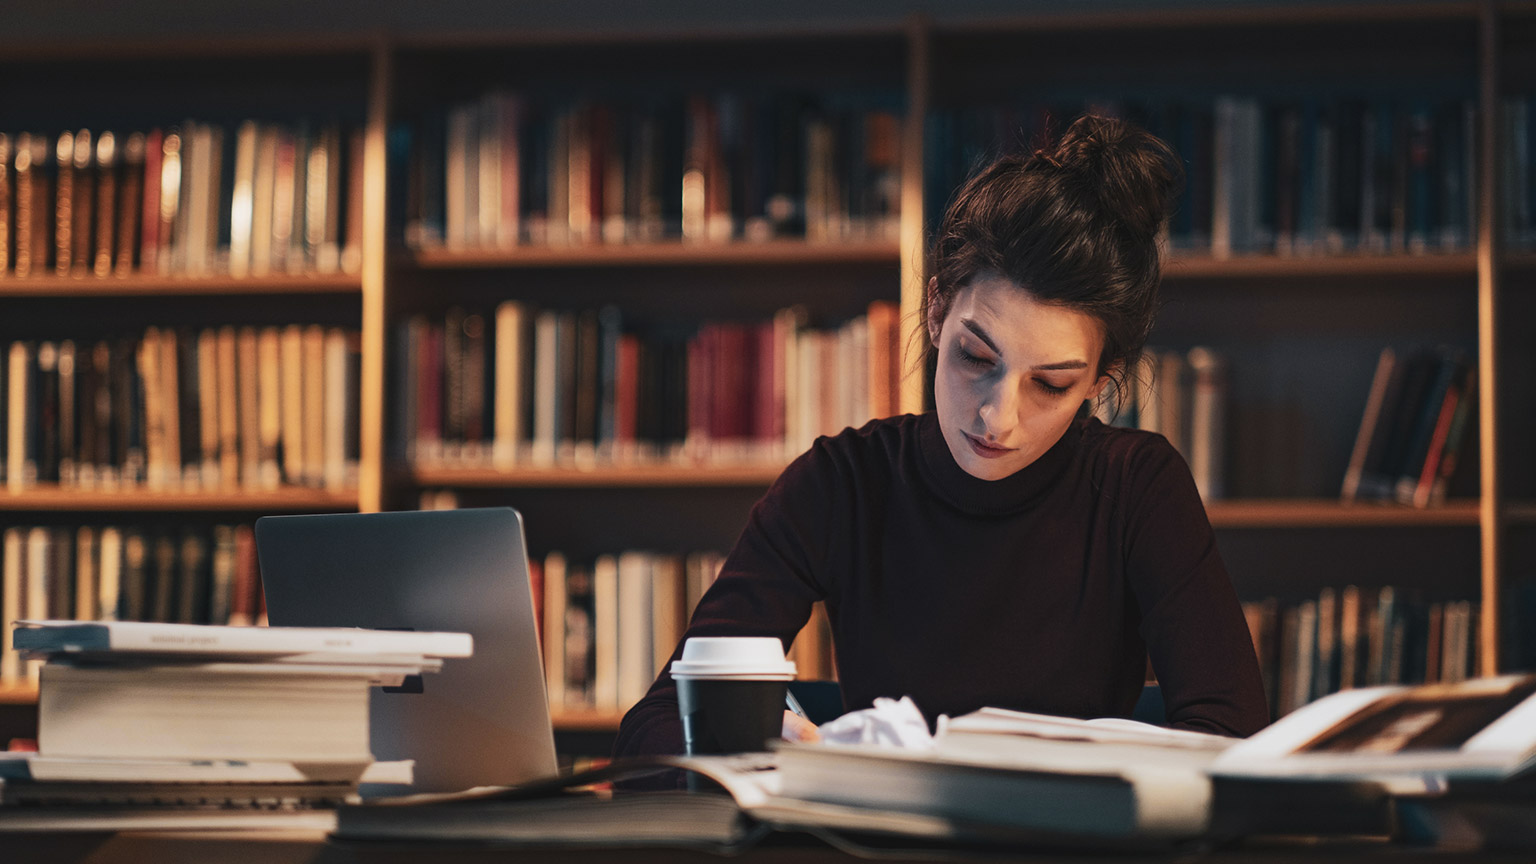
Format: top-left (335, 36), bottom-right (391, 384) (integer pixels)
top-left (1036, 379), bottom-right (1071, 395)
top-left (955, 346), bottom-right (993, 369)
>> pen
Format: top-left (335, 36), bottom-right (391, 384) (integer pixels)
top-left (785, 689), bottom-right (808, 720)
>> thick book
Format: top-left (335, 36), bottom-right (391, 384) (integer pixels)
top-left (93, 131), bottom-right (117, 277)
top-left (0, 752), bottom-right (411, 808)
top-left (34, 662), bottom-right (379, 763)
top-left (12, 618), bottom-right (472, 659)
top-left (337, 750), bottom-right (1211, 852)
top-left (1342, 347), bottom-right (1396, 501)
top-left (338, 786), bottom-right (758, 850)
top-left (1212, 674), bottom-right (1536, 781)
top-left (0, 134), bottom-right (9, 274)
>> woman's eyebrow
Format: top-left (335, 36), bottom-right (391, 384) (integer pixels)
top-left (960, 318), bottom-right (1087, 370)
top-left (959, 318), bottom-right (1000, 353)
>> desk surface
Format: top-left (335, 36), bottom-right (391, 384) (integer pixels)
top-left (8, 829), bottom-right (1536, 864)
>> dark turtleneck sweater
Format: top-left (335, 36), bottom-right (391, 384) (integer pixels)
top-left (614, 412), bottom-right (1269, 757)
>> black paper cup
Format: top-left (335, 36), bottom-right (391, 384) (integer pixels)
top-left (676, 676), bottom-right (789, 755)
top-left (671, 636), bottom-right (798, 757)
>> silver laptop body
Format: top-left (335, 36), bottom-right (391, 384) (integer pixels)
top-left (256, 507), bottom-right (558, 793)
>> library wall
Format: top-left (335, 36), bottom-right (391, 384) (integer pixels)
top-left (1, 1), bottom-right (1529, 753)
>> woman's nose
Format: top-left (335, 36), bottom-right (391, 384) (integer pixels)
top-left (978, 383), bottom-right (1020, 440)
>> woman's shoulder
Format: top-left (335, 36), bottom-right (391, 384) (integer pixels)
top-left (784, 414), bottom-right (923, 483)
top-left (1077, 416), bottom-right (1191, 485)
top-left (757, 415), bottom-right (919, 520)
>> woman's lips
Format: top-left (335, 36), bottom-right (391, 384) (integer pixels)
top-left (963, 432), bottom-right (1014, 459)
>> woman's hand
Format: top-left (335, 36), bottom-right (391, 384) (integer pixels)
top-left (782, 709), bottom-right (822, 743)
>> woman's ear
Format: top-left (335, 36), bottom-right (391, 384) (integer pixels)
top-left (925, 277), bottom-right (942, 346)
top-left (1087, 361), bottom-right (1123, 404)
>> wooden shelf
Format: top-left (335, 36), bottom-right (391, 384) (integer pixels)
top-left (0, 486), bottom-right (359, 512)
top-left (405, 239), bottom-right (901, 269)
top-left (1508, 502), bottom-right (1536, 524)
top-left (1163, 253), bottom-right (1478, 281)
top-left (1207, 499), bottom-right (1481, 528)
top-left (550, 710), bottom-right (625, 732)
top-left (931, 2), bottom-right (1477, 36)
top-left (0, 34), bottom-right (378, 62)
top-left (1498, 251), bottom-right (1536, 273)
top-left (409, 463), bottom-right (785, 488)
top-left (0, 683), bottom-right (37, 706)
top-left (0, 273), bottom-right (363, 297)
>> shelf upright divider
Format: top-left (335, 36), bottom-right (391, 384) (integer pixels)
top-left (899, 15), bottom-right (932, 416)
top-left (360, 37), bottom-right (394, 514)
top-left (1477, 1), bottom-right (1505, 675)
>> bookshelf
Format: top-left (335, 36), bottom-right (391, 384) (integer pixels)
top-left (0, 273), bottom-right (362, 297)
top-left (1206, 499), bottom-right (1482, 529)
top-left (0, 37), bottom-right (383, 734)
top-left (0, 486), bottom-right (357, 512)
top-left (410, 464), bottom-right (786, 489)
top-left (2, 3), bottom-right (1532, 736)
top-left (407, 238), bottom-right (901, 269)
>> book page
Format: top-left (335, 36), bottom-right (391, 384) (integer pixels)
top-left (1213, 675), bottom-right (1536, 780)
top-left (941, 707), bottom-right (1232, 751)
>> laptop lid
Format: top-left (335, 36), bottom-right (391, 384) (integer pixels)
top-left (255, 507), bottom-right (558, 793)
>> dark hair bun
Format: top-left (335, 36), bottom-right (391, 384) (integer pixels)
top-left (1032, 114), bottom-right (1182, 242)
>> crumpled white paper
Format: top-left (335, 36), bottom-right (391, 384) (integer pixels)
top-left (815, 695), bottom-right (935, 749)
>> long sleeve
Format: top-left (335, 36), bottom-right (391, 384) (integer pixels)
top-left (1119, 438), bottom-right (1270, 736)
top-left (613, 441), bottom-right (842, 757)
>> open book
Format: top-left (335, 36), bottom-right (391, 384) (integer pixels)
top-left (1213, 674), bottom-right (1536, 781)
top-left (337, 675), bottom-right (1536, 850)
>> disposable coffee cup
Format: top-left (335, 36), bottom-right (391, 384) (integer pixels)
top-left (671, 637), bottom-right (797, 755)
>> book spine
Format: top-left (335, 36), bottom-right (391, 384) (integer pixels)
top-left (72, 527), bottom-right (94, 622)
top-left (0, 134), bottom-right (9, 275)
top-left (93, 132), bottom-right (117, 277)
top-left (115, 132), bottom-right (145, 275)
top-left (54, 132), bottom-right (75, 276)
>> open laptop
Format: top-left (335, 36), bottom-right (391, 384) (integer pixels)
top-left (255, 507), bottom-right (559, 794)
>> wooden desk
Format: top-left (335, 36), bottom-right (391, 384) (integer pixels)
top-left (7, 829), bottom-right (1536, 864)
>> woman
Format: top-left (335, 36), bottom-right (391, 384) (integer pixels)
top-left (615, 114), bottom-right (1269, 757)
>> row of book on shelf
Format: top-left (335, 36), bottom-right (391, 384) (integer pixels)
top-left (0, 122), bottom-right (363, 280)
top-left (1093, 341), bottom-right (1474, 507)
top-left (1341, 344), bottom-right (1474, 507)
top-left (0, 522), bottom-right (266, 685)
top-left (1095, 346), bottom-right (1227, 501)
top-left (4, 326), bottom-right (361, 492)
top-left (1242, 584), bottom-right (1479, 721)
top-left (530, 546), bottom-right (833, 715)
top-left (927, 97), bottom-right (1477, 257)
top-left (397, 300), bottom-right (902, 469)
top-left (1499, 96), bottom-right (1536, 250)
top-left (396, 90), bottom-right (903, 250)
top-left (18, 93), bottom-right (1536, 271)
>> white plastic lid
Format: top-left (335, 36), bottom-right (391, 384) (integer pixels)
top-left (669, 636), bottom-right (797, 680)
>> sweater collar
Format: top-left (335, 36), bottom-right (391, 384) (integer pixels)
top-left (915, 411), bottom-right (1084, 516)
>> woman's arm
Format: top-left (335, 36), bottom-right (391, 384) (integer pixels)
top-left (1120, 438), bottom-right (1270, 737)
top-left (613, 441), bottom-right (845, 757)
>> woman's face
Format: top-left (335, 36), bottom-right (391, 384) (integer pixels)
top-left (929, 275), bottom-right (1110, 481)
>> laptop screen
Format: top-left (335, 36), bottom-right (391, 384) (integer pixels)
top-left (256, 507), bottom-right (558, 793)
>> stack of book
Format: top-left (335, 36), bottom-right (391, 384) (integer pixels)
top-left (0, 620), bottom-right (470, 807)
top-left (1, 523), bottom-right (265, 689)
top-left (333, 675), bottom-right (1536, 851)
